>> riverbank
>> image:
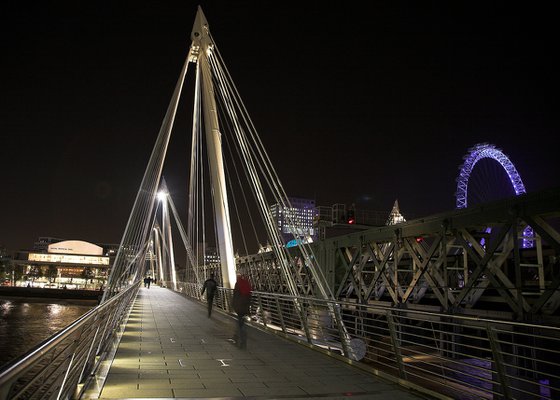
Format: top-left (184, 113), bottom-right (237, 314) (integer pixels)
top-left (0, 286), bottom-right (102, 302)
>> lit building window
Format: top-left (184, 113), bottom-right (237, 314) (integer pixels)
top-left (270, 197), bottom-right (317, 244)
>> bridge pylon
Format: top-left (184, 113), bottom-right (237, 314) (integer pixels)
top-left (188, 7), bottom-right (237, 289)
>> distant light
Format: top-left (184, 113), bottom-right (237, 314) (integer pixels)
top-left (286, 239), bottom-right (298, 248)
top-left (416, 237), bottom-right (423, 243)
top-left (157, 191), bottom-right (167, 202)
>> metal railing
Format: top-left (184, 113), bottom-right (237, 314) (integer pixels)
top-left (0, 282), bottom-right (140, 400)
top-left (173, 281), bottom-right (560, 400)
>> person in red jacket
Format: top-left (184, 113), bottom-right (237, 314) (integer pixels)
top-left (232, 274), bottom-right (252, 348)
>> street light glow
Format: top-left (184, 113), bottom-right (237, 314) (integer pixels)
top-left (157, 191), bottom-right (167, 202)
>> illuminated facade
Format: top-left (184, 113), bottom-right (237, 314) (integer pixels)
top-left (28, 253), bottom-right (109, 266)
top-left (14, 238), bottom-right (116, 289)
top-left (195, 244), bottom-right (221, 264)
top-left (270, 197), bottom-right (317, 243)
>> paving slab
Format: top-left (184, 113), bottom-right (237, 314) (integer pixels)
top-left (84, 286), bottom-right (429, 399)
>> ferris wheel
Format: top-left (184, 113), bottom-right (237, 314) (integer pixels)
top-left (455, 143), bottom-right (533, 248)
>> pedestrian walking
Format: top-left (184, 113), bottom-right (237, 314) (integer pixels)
top-left (201, 273), bottom-right (218, 317)
top-left (232, 274), bottom-right (252, 348)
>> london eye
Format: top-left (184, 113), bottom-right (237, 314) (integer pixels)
top-left (456, 143), bottom-right (533, 247)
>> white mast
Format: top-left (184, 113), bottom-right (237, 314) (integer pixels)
top-left (189, 7), bottom-right (237, 288)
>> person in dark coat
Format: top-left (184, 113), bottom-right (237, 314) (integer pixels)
top-left (201, 273), bottom-right (218, 317)
top-left (232, 274), bottom-right (252, 348)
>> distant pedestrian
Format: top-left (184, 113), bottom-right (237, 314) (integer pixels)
top-left (232, 274), bottom-right (252, 348)
top-left (147, 277), bottom-right (151, 288)
top-left (201, 273), bottom-right (218, 317)
top-left (143, 277), bottom-right (148, 287)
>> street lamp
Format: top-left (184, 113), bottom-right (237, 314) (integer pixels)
top-left (157, 191), bottom-right (167, 202)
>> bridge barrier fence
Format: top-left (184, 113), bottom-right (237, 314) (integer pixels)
top-left (0, 281), bottom-right (140, 400)
top-left (172, 281), bottom-right (560, 400)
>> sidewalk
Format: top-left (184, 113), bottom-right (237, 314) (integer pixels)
top-left (89, 286), bottom-right (428, 399)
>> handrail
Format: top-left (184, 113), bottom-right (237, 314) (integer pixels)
top-left (171, 281), bottom-right (560, 400)
top-left (0, 281), bottom-right (140, 400)
top-left (250, 290), bottom-right (560, 332)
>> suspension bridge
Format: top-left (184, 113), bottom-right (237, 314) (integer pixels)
top-left (1, 7), bottom-right (559, 400)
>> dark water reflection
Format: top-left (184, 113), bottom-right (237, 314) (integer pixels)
top-left (0, 297), bottom-right (95, 368)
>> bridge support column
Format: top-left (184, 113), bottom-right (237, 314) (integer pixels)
top-left (191, 9), bottom-right (237, 289)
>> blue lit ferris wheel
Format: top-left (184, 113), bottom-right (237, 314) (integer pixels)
top-left (455, 143), bottom-right (534, 248)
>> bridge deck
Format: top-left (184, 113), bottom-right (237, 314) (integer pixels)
top-left (86, 286), bottom-right (427, 399)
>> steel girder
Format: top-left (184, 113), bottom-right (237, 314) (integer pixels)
top-left (235, 251), bottom-right (319, 297)
top-left (232, 188), bottom-right (560, 321)
top-left (320, 187), bottom-right (560, 319)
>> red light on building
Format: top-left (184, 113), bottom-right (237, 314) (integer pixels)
top-left (347, 208), bottom-right (355, 224)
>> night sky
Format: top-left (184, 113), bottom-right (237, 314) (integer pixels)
top-left (1, 2), bottom-right (559, 253)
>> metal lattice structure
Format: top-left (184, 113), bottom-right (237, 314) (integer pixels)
top-left (324, 187), bottom-right (560, 320)
top-left (456, 143), bottom-right (526, 209)
top-left (456, 143), bottom-right (535, 249)
top-left (227, 186), bottom-right (560, 322)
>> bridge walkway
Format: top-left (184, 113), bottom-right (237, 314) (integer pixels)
top-left (83, 286), bottom-right (428, 399)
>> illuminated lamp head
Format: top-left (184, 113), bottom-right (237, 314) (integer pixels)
top-left (157, 191), bottom-right (167, 202)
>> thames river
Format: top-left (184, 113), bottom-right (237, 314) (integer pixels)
top-left (0, 297), bottom-right (95, 367)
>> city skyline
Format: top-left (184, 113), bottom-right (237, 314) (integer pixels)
top-left (1, 2), bottom-right (559, 252)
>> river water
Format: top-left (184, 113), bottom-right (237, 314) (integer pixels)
top-left (0, 297), bottom-right (95, 368)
